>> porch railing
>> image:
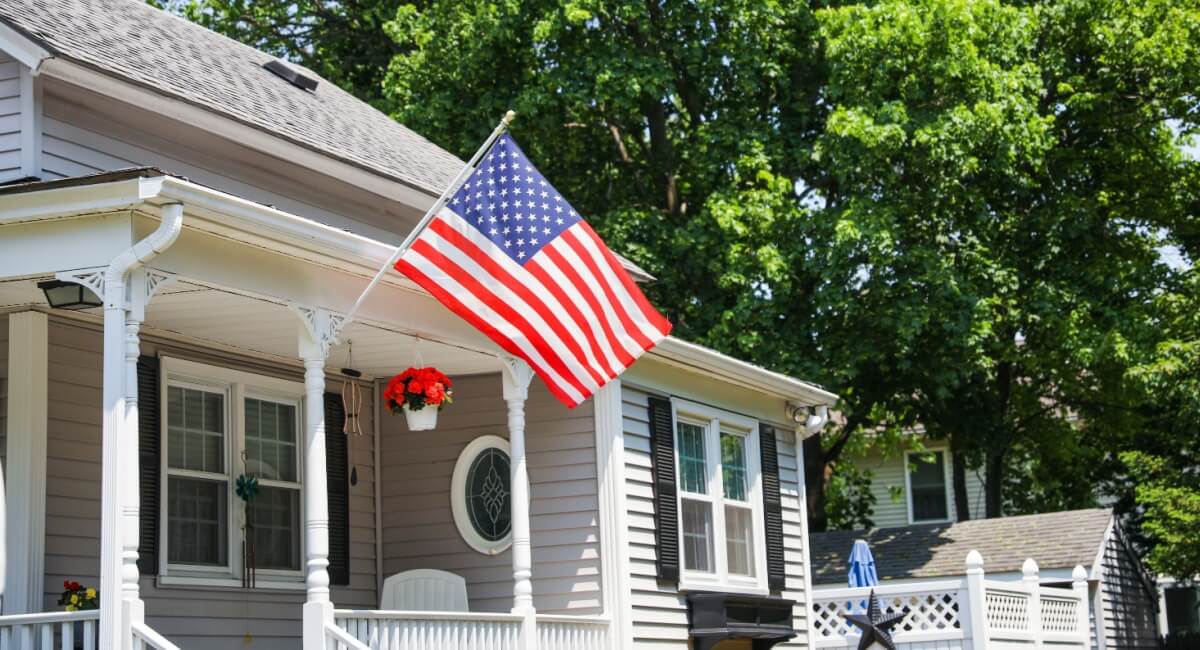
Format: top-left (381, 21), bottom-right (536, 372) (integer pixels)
top-left (811, 551), bottom-right (1090, 649)
top-left (0, 610), bottom-right (99, 650)
top-left (332, 610), bottom-right (610, 650)
top-left (131, 621), bottom-right (182, 650)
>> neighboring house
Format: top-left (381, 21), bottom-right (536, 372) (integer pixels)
top-left (0, 2), bottom-right (841, 650)
top-left (809, 509), bottom-right (1162, 650)
top-left (844, 438), bottom-right (987, 528)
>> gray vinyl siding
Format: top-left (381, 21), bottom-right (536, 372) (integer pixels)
top-left (1098, 525), bottom-right (1160, 649)
top-left (41, 317), bottom-right (379, 650)
top-left (379, 373), bottom-right (602, 615)
top-left (846, 444), bottom-right (985, 529)
top-left (621, 384), bottom-right (811, 649)
top-left (39, 98), bottom-right (402, 243)
top-left (0, 53), bottom-right (21, 180)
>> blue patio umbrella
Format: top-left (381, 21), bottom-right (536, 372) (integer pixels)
top-left (847, 539), bottom-right (879, 588)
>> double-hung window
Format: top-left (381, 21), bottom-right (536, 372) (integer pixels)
top-left (906, 449), bottom-right (950, 523)
top-left (674, 399), bottom-right (766, 592)
top-left (161, 357), bottom-right (305, 587)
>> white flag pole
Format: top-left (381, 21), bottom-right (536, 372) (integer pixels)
top-left (342, 110), bottom-right (516, 326)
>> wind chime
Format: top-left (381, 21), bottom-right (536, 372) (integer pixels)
top-left (341, 341), bottom-right (364, 436)
top-left (236, 468), bottom-right (259, 588)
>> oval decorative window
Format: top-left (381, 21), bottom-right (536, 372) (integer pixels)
top-left (451, 435), bottom-right (513, 555)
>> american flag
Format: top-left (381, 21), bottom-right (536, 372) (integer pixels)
top-left (395, 134), bottom-right (672, 407)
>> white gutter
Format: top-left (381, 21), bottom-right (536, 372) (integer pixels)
top-left (97, 201), bottom-right (183, 650)
top-left (650, 336), bottom-right (838, 406)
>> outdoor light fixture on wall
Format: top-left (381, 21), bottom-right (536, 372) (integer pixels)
top-left (38, 279), bottom-right (103, 310)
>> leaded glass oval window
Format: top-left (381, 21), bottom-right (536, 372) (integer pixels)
top-left (451, 435), bottom-right (514, 555)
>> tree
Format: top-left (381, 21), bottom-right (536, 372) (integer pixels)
top-left (814, 0), bottom-right (1198, 519)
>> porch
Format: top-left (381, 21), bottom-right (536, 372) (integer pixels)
top-left (0, 173), bottom-right (624, 650)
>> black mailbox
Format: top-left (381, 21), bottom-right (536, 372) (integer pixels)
top-left (686, 591), bottom-right (797, 650)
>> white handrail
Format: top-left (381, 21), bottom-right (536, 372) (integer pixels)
top-left (0, 609), bottom-right (99, 650)
top-left (326, 622), bottom-right (371, 650)
top-left (131, 621), bottom-right (182, 650)
top-left (333, 609), bottom-right (524, 622)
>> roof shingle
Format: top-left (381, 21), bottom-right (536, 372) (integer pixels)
top-left (0, 0), bottom-right (464, 195)
top-left (809, 509), bottom-right (1113, 585)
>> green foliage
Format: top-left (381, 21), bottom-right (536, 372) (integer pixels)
top-left (1122, 450), bottom-right (1200, 580)
top-left (825, 462), bottom-right (877, 531)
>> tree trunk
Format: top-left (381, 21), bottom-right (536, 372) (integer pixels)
top-left (984, 451), bottom-right (1005, 518)
top-left (952, 447), bottom-right (971, 522)
top-left (803, 434), bottom-right (829, 532)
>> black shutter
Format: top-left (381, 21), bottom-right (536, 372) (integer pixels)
top-left (647, 396), bottom-right (680, 583)
top-left (137, 356), bottom-right (160, 575)
top-left (760, 424), bottom-right (787, 592)
top-left (324, 392), bottom-right (351, 586)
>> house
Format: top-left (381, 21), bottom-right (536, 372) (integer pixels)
top-left (0, 1), bottom-right (842, 649)
top-left (841, 436), bottom-right (987, 528)
top-left (808, 509), bottom-right (1162, 650)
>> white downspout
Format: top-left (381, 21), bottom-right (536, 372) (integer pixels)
top-left (804, 405), bottom-right (829, 435)
top-left (99, 202), bottom-right (184, 650)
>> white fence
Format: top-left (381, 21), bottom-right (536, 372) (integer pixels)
top-left (332, 610), bottom-right (609, 650)
top-left (812, 551), bottom-right (1090, 649)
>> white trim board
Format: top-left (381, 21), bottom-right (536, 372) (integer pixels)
top-left (592, 380), bottom-right (633, 650)
top-left (4, 310), bottom-right (48, 614)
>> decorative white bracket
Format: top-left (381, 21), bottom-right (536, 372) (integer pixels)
top-left (55, 266), bottom-right (106, 297)
top-left (55, 266), bottom-right (178, 321)
top-left (291, 304), bottom-right (347, 360)
top-left (500, 355), bottom-right (535, 401)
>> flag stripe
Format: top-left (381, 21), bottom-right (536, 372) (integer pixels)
top-left (428, 214), bottom-right (613, 385)
top-left (408, 238), bottom-right (595, 399)
top-left (525, 253), bottom-right (630, 377)
top-left (547, 235), bottom-right (653, 354)
top-left (539, 244), bottom-right (643, 363)
top-left (575, 221), bottom-right (673, 333)
top-left (396, 254), bottom-right (586, 407)
top-left (562, 226), bottom-right (669, 345)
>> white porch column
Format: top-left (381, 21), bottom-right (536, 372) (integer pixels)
top-left (99, 269), bottom-right (130, 650)
top-left (4, 311), bottom-right (48, 614)
top-left (500, 357), bottom-right (537, 650)
top-left (295, 306), bottom-right (339, 650)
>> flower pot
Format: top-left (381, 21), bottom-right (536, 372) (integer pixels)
top-left (404, 405), bottom-right (438, 431)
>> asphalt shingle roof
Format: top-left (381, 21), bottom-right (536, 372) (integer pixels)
top-left (809, 509), bottom-right (1113, 585)
top-left (0, 0), bottom-right (464, 196)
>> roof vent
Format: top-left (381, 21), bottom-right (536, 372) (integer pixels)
top-left (263, 60), bottom-right (319, 92)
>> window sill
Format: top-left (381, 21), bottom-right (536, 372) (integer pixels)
top-left (156, 574), bottom-right (306, 592)
top-left (679, 578), bottom-right (770, 597)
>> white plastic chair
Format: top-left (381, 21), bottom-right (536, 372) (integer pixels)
top-left (379, 569), bottom-right (470, 612)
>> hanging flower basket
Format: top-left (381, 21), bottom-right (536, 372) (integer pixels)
top-left (384, 366), bottom-right (453, 431)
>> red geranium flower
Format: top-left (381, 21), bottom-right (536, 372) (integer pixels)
top-left (384, 366), bottom-right (454, 413)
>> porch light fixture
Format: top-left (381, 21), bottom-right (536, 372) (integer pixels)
top-left (38, 279), bottom-right (102, 310)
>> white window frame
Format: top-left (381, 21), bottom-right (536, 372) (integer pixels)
top-left (158, 356), bottom-right (307, 590)
top-left (450, 434), bottom-right (514, 556)
top-left (904, 447), bottom-right (953, 524)
top-left (672, 398), bottom-right (768, 594)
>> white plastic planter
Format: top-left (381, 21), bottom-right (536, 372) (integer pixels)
top-left (404, 405), bottom-right (438, 431)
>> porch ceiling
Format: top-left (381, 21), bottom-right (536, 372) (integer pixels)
top-left (0, 276), bottom-right (502, 378)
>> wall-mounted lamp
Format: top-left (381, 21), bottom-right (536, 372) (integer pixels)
top-left (37, 279), bottom-right (102, 310)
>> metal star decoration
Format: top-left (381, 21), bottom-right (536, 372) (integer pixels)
top-left (841, 590), bottom-right (907, 650)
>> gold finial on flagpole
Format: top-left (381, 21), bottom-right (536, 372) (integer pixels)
top-left (503, 110), bottom-right (517, 125)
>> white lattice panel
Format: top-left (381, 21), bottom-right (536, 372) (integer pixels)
top-left (985, 591), bottom-right (1030, 630)
top-left (1040, 596), bottom-right (1078, 633)
top-left (812, 591), bottom-right (961, 639)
